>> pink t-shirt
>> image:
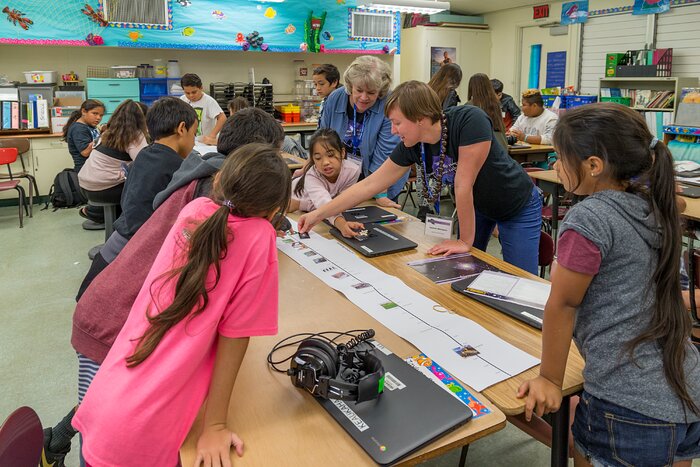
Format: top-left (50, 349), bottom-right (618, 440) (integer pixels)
top-left (73, 197), bottom-right (279, 466)
top-left (291, 159), bottom-right (361, 224)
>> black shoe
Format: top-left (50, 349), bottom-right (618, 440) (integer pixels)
top-left (41, 427), bottom-right (71, 467)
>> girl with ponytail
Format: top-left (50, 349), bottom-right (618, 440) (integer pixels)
top-left (73, 143), bottom-right (291, 466)
top-left (518, 103), bottom-right (700, 466)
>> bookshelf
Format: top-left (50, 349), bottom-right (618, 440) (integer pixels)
top-left (598, 77), bottom-right (699, 119)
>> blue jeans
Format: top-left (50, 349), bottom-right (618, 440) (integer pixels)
top-left (473, 186), bottom-right (542, 275)
top-left (572, 391), bottom-right (700, 466)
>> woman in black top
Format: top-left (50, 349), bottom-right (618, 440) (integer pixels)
top-left (299, 81), bottom-right (542, 274)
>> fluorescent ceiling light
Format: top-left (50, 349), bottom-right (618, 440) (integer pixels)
top-left (357, 0), bottom-right (450, 14)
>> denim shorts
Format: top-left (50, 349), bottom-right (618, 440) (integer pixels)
top-left (572, 391), bottom-right (700, 466)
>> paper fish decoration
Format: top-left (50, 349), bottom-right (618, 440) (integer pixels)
top-left (299, 42), bottom-right (308, 52)
top-left (127, 31), bottom-right (143, 42)
top-left (211, 10), bottom-right (225, 19)
top-left (177, 0), bottom-right (192, 6)
top-left (285, 24), bottom-right (296, 34)
top-left (322, 31), bottom-right (333, 40)
top-left (181, 26), bottom-right (195, 36)
top-left (264, 7), bottom-right (276, 18)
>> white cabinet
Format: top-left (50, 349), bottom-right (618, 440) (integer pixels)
top-left (400, 26), bottom-right (491, 102)
top-left (31, 137), bottom-right (73, 196)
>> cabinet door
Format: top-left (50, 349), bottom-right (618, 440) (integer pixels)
top-left (31, 138), bottom-right (73, 196)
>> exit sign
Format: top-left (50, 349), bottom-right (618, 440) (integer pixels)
top-left (533, 4), bottom-right (550, 19)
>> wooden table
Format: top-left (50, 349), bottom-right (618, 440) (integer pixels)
top-left (509, 144), bottom-right (555, 164)
top-left (281, 121), bottom-right (318, 147)
top-left (281, 151), bottom-right (306, 171)
top-left (348, 216), bottom-right (584, 467)
top-left (180, 214), bottom-right (507, 466)
top-left (181, 210), bottom-right (584, 466)
top-left (678, 194), bottom-right (700, 323)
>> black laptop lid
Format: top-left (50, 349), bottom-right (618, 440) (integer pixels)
top-left (330, 224), bottom-right (417, 257)
top-left (318, 342), bottom-right (472, 465)
top-left (451, 276), bottom-right (544, 330)
top-left (343, 206), bottom-right (397, 224)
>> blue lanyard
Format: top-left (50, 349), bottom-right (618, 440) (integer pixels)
top-left (420, 143), bottom-right (440, 215)
top-left (351, 104), bottom-right (364, 158)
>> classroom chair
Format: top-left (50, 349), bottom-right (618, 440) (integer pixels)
top-left (0, 149), bottom-right (28, 228)
top-left (0, 138), bottom-right (38, 213)
top-left (524, 167), bottom-right (568, 234)
top-left (86, 199), bottom-right (119, 260)
top-left (0, 406), bottom-right (43, 467)
top-left (400, 164), bottom-right (418, 209)
top-left (539, 230), bottom-right (555, 278)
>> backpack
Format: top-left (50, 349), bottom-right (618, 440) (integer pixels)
top-left (48, 168), bottom-right (87, 209)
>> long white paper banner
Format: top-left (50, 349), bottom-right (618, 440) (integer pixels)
top-left (277, 223), bottom-right (539, 392)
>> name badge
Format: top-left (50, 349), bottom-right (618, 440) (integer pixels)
top-left (424, 214), bottom-right (453, 239)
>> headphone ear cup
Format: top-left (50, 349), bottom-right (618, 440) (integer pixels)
top-left (298, 338), bottom-right (339, 376)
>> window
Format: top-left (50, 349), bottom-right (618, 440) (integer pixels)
top-left (349, 9), bottom-right (398, 43)
top-left (99, 0), bottom-right (172, 30)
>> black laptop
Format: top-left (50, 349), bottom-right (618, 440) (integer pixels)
top-left (679, 184), bottom-right (700, 199)
top-left (343, 206), bottom-right (397, 224)
top-left (318, 341), bottom-right (473, 465)
top-left (330, 224), bottom-right (417, 257)
top-left (451, 275), bottom-right (544, 330)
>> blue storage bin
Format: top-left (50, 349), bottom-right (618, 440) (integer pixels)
top-left (139, 78), bottom-right (167, 98)
top-left (542, 95), bottom-right (559, 108)
top-left (563, 95), bottom-right (597, 108)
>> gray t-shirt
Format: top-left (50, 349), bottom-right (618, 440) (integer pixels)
top-left (560, 190), bottom-right (700, 423)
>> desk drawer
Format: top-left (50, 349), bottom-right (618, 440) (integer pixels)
top-left (101, 97), bottom-right (139, 114)
top-left (87, 78), bottom-right (139, 98)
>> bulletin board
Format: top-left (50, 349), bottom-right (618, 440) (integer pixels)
top-left (0, 0), bottom-right (400, 54)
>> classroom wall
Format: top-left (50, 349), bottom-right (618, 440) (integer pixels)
top-left (0, 44), bottom-right (393, 98)
top-left (400, 26), bottom-right (491, 100)
top-left (484, 0), bottom-right (630, 96)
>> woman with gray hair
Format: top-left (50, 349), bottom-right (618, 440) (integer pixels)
top-left (318, 55), bottom-right (407, 205)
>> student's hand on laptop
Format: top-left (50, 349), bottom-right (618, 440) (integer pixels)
top-left (427, 239), bottom-right (471, 257)
top-left (376, 197), bottom-right (401, 209)
top-left (194, 424), bottom-right (244, 467)
top-left (335, 218), bottom-right (364, 238)
top-left (516, 375), bottom-right (563, 422)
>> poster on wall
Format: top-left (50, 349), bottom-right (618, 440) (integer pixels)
top-left (560, 1), bottom-right (589, 24)
top-left (430, 47), bottom-right (457, 77)
top-left (546, 51), bottom-right (566, 88)
top-left (633, 0), bottom-right (670, 15)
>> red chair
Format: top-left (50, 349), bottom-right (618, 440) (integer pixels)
top-left (524, 167), bottom-right (568, 234)
top-left (0, 138), bottom-right (37, 213)
top-left (539, 231), bottom-right (555, 278)
top-left (0, 407), bottom-right (43, 467)
top-left (0, 148), bottom-right (27, 228)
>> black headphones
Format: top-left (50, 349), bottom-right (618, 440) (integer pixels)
top-left (269, 330), bottom-right (385, 403)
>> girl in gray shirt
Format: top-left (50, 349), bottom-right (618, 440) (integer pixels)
top-left (518, 103), bottom-right (700, 466)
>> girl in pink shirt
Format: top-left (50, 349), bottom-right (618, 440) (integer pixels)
top-left (73, 143), bottom-right (291, 466)
top-left (290, 128), bottom-right (363, 237)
